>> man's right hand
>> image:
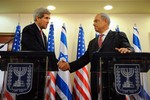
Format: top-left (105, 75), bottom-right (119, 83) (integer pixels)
top-left (57, 60), bottom-right (70, 71)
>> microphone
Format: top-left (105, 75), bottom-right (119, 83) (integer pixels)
top-left (0, 38), bottom-right (14, 49)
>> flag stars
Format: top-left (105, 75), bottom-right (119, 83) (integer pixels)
top-left (48, 23), bottom-right (55, 52)
top-left (77, 26), bottom-right (86, 59)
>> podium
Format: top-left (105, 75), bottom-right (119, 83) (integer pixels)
top-left (0, 51), bottom-right (58, 100)
top-left (91, 52), bottom-right (150, 100)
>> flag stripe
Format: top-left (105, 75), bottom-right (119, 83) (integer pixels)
top-left (4, 91), bottom-right (14, 100)
top-left (74, 79), bottom-right (89, 100)
top-left (133, 44), bottom-right (141, 52)
top-left (49, 84), bottom-right (56, 98)
top-left (75, 70), bottom-right (90, 93)
top-left (139, 86), bottom-right (150, 99)
top-left (73, 87), bottom-right (80, 100)
top-left (60, 33), bottom-right (67, 46)
top-left (56, 74), bottom-right (72, 99)
top-left (133, 34), bottom-right (141, 50)
top-left (74, 73), bottom-right (91, 100)
top-left (50, 72), bottom-right (56, 84)
top-left (82, 67), bottom-right (89, 79)
top-left (59, 42), bottom-right (68, 56)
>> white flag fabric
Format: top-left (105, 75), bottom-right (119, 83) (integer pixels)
top-left (56, 24), bottom-right (73, 100)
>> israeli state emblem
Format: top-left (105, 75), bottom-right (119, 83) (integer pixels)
top-left (114, 64), bottom-right (141, 95)
top-left (6, 63), bottom-right (33, 95)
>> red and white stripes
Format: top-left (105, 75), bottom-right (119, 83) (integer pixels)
top-left (46, 72), bottom-right (56, 100)
top-left (73, 66), bottom-right (91, 100)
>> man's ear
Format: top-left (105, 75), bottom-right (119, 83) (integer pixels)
top-left (36, 16), bottom-right (40, 21)
top-left (104, 18), bottom-right (108, 24)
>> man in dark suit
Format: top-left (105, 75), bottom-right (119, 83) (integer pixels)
top-left (19, 7), bottom-right (51, 100)
top-left (58, 13), bottom-right (134, 100)
top-left (21, 8), bottom-right (50, 51)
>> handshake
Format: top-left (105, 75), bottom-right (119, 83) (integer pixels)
top-left (57, 60), bottom-right (70, 71)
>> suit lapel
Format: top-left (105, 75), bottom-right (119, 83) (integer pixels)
top-left (101, 30), bottom-right (114, 48)
top-left (43, 33), bottom-right (47, 49)
top-left (33, 23), bottom-right (46, 49)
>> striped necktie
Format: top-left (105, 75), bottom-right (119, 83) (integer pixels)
top-left (40, 30), bottom-right (45, 47)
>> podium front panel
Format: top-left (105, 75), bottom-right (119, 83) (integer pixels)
top-left (91, 52), bottom-right (150, 100)
top-left (0, 51), bottom-right (58, 100)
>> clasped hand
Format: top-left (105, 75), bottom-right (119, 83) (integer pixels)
top-left (57, 60), bottom-right (70, 71)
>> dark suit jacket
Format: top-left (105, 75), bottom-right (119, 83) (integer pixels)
top-left (19, 23), bottom-right (48, 100)
top-left (69, 30), bottom-right (134, 100)
top-left (69, 30), bottom-right (134, 72)
top-left (21, 23), bottom-right (47, 51)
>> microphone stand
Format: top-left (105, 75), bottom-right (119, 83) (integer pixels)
top-left (0, 38), bottom-right (14, 49)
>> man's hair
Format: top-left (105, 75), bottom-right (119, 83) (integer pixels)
top-left (33, 7), bottom-right (51, 21)
top-left (99, 13), bottom-right (110, 25)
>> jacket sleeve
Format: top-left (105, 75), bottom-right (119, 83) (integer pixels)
top-left (118, 32), bottom-right (134, 52)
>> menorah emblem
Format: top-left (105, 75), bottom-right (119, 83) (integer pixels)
top-left (114, 64), bottom-right (141, 95)
top-left (13, 67), bottom-right (27, 87)
top-left (6, 63), bottom-right (33, 95)
top-left (121, 68), bottom-right (134, 88)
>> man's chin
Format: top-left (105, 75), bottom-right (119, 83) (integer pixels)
top-left (43, 27), bottom-right (47, 29)
top-left (95, 29), bottom-right (98, 32)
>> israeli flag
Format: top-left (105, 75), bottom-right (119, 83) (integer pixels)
top-left (133, 26), bottom-right (150, 100)
top-left (56, 24), bottom-right (73, 100)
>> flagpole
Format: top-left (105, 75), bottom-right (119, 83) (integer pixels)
top-left (44, 56), bottom-right (49, 99)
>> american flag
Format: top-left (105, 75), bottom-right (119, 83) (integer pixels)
top-left (12, 24), bottom-right (21, 52)
top-left (46, 22), bottom-right (57, 100)
top-left (132, 25), bottom-right (150, 100)
top-left (56, 24), bottom-right (73, 100)
top-left (73, 25), bottom-right (91, 100)
top-left (2, 24), bottom-right (21, 100)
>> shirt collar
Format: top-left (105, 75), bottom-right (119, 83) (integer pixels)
top-left (35, 23), bottom-right (41, 31)
top-left (100, 28), bottom-right (110, 36)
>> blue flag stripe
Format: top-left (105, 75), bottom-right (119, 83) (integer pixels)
top-left (56, 75), bottom-right (72, 99)
top-left (60, 32), bottom-right (67, 48)
top-left (139, 86), bottom-right (150, 99)
top-left (133, 34), bottom-right (141, 50)
top-left (133, 27), bottom-right (139, 33)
